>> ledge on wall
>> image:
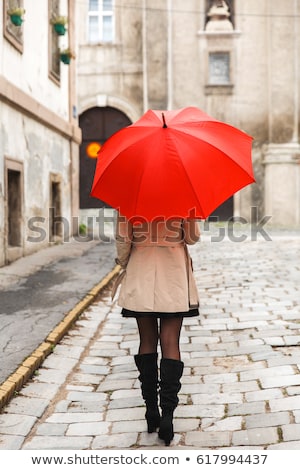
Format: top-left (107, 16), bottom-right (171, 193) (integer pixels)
top-left (205, 84), bottom-right (234, 95)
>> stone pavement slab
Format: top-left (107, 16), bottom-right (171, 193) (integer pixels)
top-left (0, 230), bottom-right (300, 450)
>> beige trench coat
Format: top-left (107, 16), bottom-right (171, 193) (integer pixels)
top-left (113, 215), bottom-right (200, 313)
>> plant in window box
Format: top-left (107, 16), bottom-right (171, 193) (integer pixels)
top-left (50, 15), bottom-right (68, 36)
top-left (7, 7), bottom-right (26, 26)
top-left (60, 48), bottom-right (75, 65)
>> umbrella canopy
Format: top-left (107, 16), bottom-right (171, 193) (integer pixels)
top-left (91, 107), bottom-right (255, 221)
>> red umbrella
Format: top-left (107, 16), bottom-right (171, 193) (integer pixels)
top-left (90, 107), bottom-right (255, 221)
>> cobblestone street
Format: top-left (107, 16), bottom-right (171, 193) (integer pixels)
top-left (0, 228), bottom-right (300, 450)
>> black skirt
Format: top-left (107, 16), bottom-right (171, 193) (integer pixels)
top-left (121, 307), bottom-right (199, 319)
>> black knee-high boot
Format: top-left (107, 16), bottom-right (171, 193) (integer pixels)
top-left (134, 353), bottom-right (161, 433)
top-left (158, 358), bottom-right (184, 446)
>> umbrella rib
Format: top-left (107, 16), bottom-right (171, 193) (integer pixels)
top-left (173, 126), bottom-right (253, 174)
top-left (172, 128), bottom-right (254, 178)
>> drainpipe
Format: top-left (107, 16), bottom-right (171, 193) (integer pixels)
top-left (292, 0), bottom-right (298, 143)
top-left (68, 0), bottom-right (80, 235)
top-left (293, 0), bottom-right (300, 225)
top-left (267, 1), bottom-right (272, 142)
top-left (167, 0), bottom-right (173, 110)
top-left (142, 0), bottom-right (149, 112)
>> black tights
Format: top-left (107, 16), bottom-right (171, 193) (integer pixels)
top-left (136, 317), bottom-right (183, 360)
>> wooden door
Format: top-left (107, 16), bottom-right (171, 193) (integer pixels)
top-left (79, 106), bottom-right (131, 209)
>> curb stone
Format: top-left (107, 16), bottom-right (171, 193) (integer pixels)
top-left (0, 265), bottom-right (120, 411)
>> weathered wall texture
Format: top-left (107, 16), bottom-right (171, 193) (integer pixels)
top-left (0, 0), bottom-right (81, 266)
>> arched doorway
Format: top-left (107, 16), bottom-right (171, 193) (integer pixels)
top-left (79, 106), bottom-right (132, 209)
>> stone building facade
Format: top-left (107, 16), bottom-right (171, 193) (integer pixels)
top-left (77, 0), bottom-right (300, 228)
top-left (0, 0), bottom-right (81, 266)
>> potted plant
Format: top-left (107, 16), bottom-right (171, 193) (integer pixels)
top-left (60, 47), bottom-right (75, 65)
top-left (7, 7), bottom-right (25, 26)
top-left (50, 15), bottom-right (68, 36)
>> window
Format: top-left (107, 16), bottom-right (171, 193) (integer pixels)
top-left (3, 0), bottom-right (24, 51)
top-left (88, 0), bottom-right (114, 43)
top-left (7, 169), bottom-right (22, 247)
top-left (50, 175), bottom-right (65, 241)
top-left (49, 0), bottom-right (61, 82)
top-left (208, 52), bottom-right (230, 85)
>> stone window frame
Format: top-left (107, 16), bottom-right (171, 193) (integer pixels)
top-left (3, 0), bottom-right (24, 53)
top-left (48, 0), bottom-right (61, 85)
top-left (208, 50), bottom-right (231, 85)
top-left (205, 46), bottom-right (234, 95)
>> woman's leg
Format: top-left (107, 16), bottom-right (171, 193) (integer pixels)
top-left (159, 317), bottom-right (183, 359)
top-left (134, 316), bottom-right (160, 432)
top-left (136, 316), bottom-right (159, 354)
top-left (158, 317), bottom-right (184, 446)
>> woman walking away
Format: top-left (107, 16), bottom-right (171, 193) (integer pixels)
top-left (113, 213), bottom-right (200, 446)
